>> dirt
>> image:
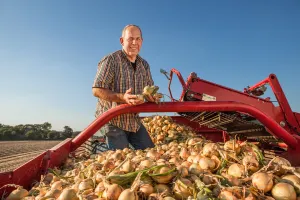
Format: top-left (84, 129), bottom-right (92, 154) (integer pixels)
top-left (0, 140), bottom-right (62, 173)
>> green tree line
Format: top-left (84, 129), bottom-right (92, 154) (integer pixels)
top-left (0, 122), bottom-right (81, 140)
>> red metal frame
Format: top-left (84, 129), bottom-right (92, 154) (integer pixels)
top-left (0, 152), bottom-right (47, 197)
top-left (1, 101), bottom-right (300, 198)
top-left (167, 68), bottom-right (300, 136)
top-left (71, 102), bottom-right (299, 150)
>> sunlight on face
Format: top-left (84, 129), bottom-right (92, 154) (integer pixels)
top-left (121, 26), bottom-right (143, 59)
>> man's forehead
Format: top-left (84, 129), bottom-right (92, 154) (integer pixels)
top-left (124, 27), bottom-right (142, 37)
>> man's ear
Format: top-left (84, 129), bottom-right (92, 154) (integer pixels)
top-left (120, 37), bottom-right (124, 46)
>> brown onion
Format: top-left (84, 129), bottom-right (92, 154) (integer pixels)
top-left (271, 182), bottom-right (296, 200)
top-left (104, 183), bottom-right (123, 200)
top-left (202, 143), bottom-right (219, 157)
top-left (57, 188), bottom-right (79, 200)
top-left (139, 184), bottom-right (154, 197)
top-left (228, 163), bottom-right (245, 178)
top-left (252, 172), bottom-right (273, 192)
top-left (6, 187), bottom-right (29, 200)
top-left (224, 140), bottom-right (241, 154)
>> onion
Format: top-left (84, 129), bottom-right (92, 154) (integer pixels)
top-left (51, 181), bottom-right (63, 190)
top-left (271, 182), bottom-right (296, 200)
top-left (104, 183), bottom-right (123, 200)
top-left (163, 197), bottom-right (176, 200)
top-left (187, 155), bottom-right (196, 163)
top-left (271, 157), bottom-right (291, 176)
top-left (242, 155), bottom-right (259, 173)
top-left (177, 165), bottom-right (189, 177)
top-left (57, 188), bottom-right (79, 200)
top-left (78, 179), bottom-right (94, 191)
top-left (154, 184), bottom-right (172, 196)
top-left (120, 159), bottom-right (134, 173)
top-left (282, 174), bottom-right (300, 194)
top-left (219, 190), bottom-right (238, 200)
top-left (146, 150), bottom-right (160, 160)
top-left (228, 163), bottom-right (245, 178)
top-left (199, 157), bottom-right (216, 171)
top-left (189, 163), bottom-right (203, 175)
top-left (252, 172), bottom-right (273, 192)
top-left (151, 166), bottom-right (175, 184)
top-left (181, 161), bottom-right (192, 168)
top-left (173, 178), bottom-right (194, 199)
top-left (202, 143), bottom-right (219, 157)
top-left (139, 159), bottom-right (154, 169)
top-left (6, 186), bottom-right (29, 200)
top-left (94, 182), bottom-right (105, 195)
top-left (224, 140), bottom-right (241, 154)
top-left (202, 174), bottom-right (214, 185)
top-left (179, 148), bottom-right (190, 159)
top-left (44, 189), bottom-right (62, 199)
top-left (139, 183), bottom-right (154, 197)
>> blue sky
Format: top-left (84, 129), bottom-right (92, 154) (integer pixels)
top-left (0, 0), bottom-right (299, 131)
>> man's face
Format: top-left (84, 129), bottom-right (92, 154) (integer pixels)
top-left (120, 26), bottom-right (143, 58)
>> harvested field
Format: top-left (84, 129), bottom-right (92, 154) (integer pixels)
top-left (0, 140), bottom-right (62, 173)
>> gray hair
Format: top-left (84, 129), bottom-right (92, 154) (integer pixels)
top-left (121, 24), bottom-right (143, 39)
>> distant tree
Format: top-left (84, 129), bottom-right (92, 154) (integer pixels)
top-left (0, 122), bottom-right (77, 141)
top-left (60, 126), bottom-right (73, 138)
top-left (25, 130), bottom-right (42, 140)
top-left (47, 130), bottom-right (60, 140)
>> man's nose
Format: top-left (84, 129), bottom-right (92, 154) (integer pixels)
top-left (132, 39), bottom-right (137, 44)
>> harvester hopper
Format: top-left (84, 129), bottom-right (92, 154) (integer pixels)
top-left (1, 68), bottom-right (300, 199)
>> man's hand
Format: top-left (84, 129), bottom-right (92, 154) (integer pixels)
top-left (123, 88), bottom-right (144, 105)
top-left (143, 94), bottom-right (156, 102)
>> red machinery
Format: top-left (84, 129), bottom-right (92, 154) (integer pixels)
top-left (1, 68), bottom-right (300, 198)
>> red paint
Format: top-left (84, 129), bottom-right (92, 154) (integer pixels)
top-left (71, 101), bottom-right (299, 150)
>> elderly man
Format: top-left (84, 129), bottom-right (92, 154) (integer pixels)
top-left (92, 24), bottom-right (156, 150)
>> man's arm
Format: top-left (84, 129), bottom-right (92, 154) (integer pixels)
top-left (92, 87), bottom-right (125, 103)
top-left (92, 87), bottom-right (143, 105)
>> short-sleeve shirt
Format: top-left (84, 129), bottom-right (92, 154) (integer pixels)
top-left (92, 49), bottom-right (154, 133)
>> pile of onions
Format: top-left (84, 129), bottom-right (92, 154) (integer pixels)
top-left (5, 115), bottom-right (300, 200)
top-left (142, 115), bottom-right (197, 145)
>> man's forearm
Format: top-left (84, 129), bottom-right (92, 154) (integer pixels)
top-left (92, 88), bottom-right (126, 103)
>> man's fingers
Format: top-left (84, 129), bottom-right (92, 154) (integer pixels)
top-left (125, 88), bottom-right (132, 94)
top-left (144, 94), bottom-right (155, 102)
top-left (127, 94), bottom-right (139, 99)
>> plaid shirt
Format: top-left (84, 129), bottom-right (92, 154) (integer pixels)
top-left (93, 49), bottom-right (154, 133)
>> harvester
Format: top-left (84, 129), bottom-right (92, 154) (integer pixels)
top-left (1, 68), bottom-right (300, 199)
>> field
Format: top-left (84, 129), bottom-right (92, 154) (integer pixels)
top-left (0, 140), bottom-right (62, 173)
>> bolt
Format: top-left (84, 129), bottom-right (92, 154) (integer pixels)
top-left (280, 121), bottom-right (286, 127)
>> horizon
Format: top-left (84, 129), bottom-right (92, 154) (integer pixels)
top-left (1, 1), bottom-right (299, 131)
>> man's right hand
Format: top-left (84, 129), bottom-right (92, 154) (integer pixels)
top-left (123, 88), bottom-right (144, 105)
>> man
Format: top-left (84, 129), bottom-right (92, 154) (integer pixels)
top-left (92, 24), bottom-right (156, 150)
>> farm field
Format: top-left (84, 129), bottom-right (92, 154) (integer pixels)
top-left (0, 140), bottom-right (62, 173)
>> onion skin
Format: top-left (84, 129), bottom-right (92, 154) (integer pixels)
top-left (105, 183), bottom-right (123, 200)
top-left (271, 182), bottom-right (297, 200)
top-left (228, 163), bottom-right (245, 178)
top-left (117, 188), bottom-right (138, 200)
top-left (282, 174), bottom-right (300, 194)
top-left (224, 140), bottom-right (241, 154)
top-left (252, 172), bottom-right (273, 192)
top-left (243, 155), bottom-right (259, 173)
top-left (6, 187), bottom-right (29, 200)
top-left (57, 188), bottom-right (79, 200)
top-left (219, 190), bottom-right (238, 200)
top-left (139, 184), bottom-right (154, 197)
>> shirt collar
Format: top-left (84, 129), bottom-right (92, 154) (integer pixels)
top-left (121, 49), bottom-right (142, 63)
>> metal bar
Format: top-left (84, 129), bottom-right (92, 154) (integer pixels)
top-left (71, 101), bottom-right (298, 151)
top-left (268, 74), bottom-right (300, 133)
top-left (246, 77), bottom-right (269, 92)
